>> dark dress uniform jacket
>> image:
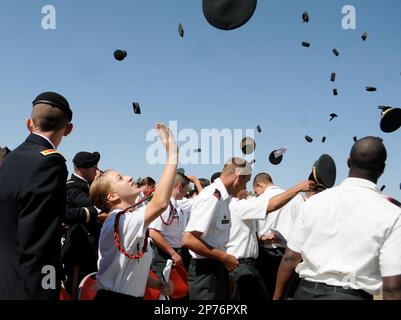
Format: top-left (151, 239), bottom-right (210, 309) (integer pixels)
top-left (62, 174), bottom-right (100, 281)
top-left (0, 134), bottom-right (67, 300)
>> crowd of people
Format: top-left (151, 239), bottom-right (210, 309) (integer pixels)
top-left (0, 91), bottom-right (400, 301)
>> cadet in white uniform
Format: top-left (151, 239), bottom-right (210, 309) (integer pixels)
top-left (274, 137), bottom-right (401, 300)
top-left (149, 173), bottom-right (202, 278)
top-left (253, 173), bottom-right (305, 297)
top-left (226, 179), bottom-right (313, 300)
top-left (89, 123), bottom-right (176, 300)
top-left (182, 158), bottom-right (251, 300)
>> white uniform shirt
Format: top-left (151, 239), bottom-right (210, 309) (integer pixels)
top-left (149, 197), bottom-right (193, 248)
top-left (96, 207), bottom-right (153, 297)
top-left (257, 186), bottom-right (304, 248)
top-left (288, 178), bottom-right (401, 295)
top-left (225, 197), bottom-right (268, 259)
top-left (185, 178), bottom-right (231, 259)
top-left (135, 191), bottom-right (146, 208)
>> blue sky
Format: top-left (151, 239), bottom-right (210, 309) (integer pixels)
top-left (0, 0), bottom-right (400, 197)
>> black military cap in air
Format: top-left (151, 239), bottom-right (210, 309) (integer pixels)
top-left (332, 49), bottom-right (340, 56)
top-left (211, 172), bottom-right (221, 183)
top-left (322, 136), bottom-right (326, 143)
top-left (73, 151), bottom-right (100, 169)
top-left (333, 89), bottom-right (338, 96)
top-left (256, 125), bottom-right (262, 133)
top-left (114, 50), bottom-right (127, 61)
top-left (178, 23), bottom-right (184, 38)
top-left (361, 32), bottom-right (368, 41)
top-left (302, 12), bottom-right (309, 23)
top-left (353, 136), bottom-right (358, 142)
top-left (379, 106), bottom-right (401, 133)
top-left (329, 113), bottom-right (338, 121)
top-left (32, 91), bottom-right (73, 122)
top-left (302, 41), bottom-right (310, 48)
top-left (330, 73), bottom-right (336, 82)
top-left (310, 154), bottom-right (336, 191)
top-left (133, 102), bottom-right (141, 115)
top-left (305, 135), bottom-right (313, 143)
top-left (202, 0), bottom-right (257, 30)
top-left (269, 150), bottom-right (282, 165)
top-left (240, 137), bottom-right (256, 155)
top-left (380, 185), bottom-right (386, 192)
top-left (366, 86), bottom-right (377, 92)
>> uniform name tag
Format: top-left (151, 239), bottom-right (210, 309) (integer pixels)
top-left (221, 219), bottom-right (230, 225)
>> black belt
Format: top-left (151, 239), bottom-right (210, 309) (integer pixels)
top-left (238, 258), bottom-right (256, 265)
top-left (300, 279), bottom-right (373, 300)
top-left (190, 258), bottom-right (223, 268)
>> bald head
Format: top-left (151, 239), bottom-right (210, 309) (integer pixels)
top-left (349, 136), bottom-right (387, 181)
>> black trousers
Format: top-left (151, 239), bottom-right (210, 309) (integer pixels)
top-left (256, 246), bottom-right (286, 297)
top-left (232, 258), bottom-right (270, 300)
top-left (188, 259), bottom-right (229, 300)
top-left (294, 279), bottom-right (373, 300)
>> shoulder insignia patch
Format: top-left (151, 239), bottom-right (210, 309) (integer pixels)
top-left (213, 189), bottom-right (221, 200)
top-left (41, 149), bottom-right (63, 158)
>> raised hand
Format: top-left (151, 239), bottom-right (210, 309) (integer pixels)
top-left (298, 180), bottom-right (316, 192)
top-left (156, 123), bottom-right (178, 156)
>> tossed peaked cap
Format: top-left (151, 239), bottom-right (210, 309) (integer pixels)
top-left (33, 91), bottom-right (73, 122)
top-left (380, 107), bottom-right (401, 133)
top-left (269, 150), bottom-right (283, 166)
top-left (240, 137), bottom-right (256, 155)
top-left (114, 50), bottom-right (127, 61)
top-left (310, 154), bottom-right (336, 190)
top-left (305, 135), bottom-right (313, 143)
top-left (361, 32), bottom-right (368, 41)
top-left (302, 11), bottom-right (309, 23)
top-left (132, 102), bottom-right (141, 114)
top-left (202, 0), bottom-right (258, 30)
top-left (178, 23), bottom-right (184, 37)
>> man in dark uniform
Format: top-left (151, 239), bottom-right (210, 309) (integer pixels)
top-left (62, 151), bottom-right (106, 296)
top-left (0, 92), bottom-right (73, 300)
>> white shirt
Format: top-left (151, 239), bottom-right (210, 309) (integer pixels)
top-left (288, 177), bottom-right (401, 295)
top-left (72, 173), bottom-right (88, 183)
top-left (185, 178), bottom-right (231, 259)
top-left (149, 197), bottom-right (192, 248)
top-left (96, 207), bottom-right (153, 297)
top-left (225, 197), bottom-right (268, 259)
top-left (257, 186), bottom-right (304, 248)
top-left (135, 191), bottom-right (146, 209)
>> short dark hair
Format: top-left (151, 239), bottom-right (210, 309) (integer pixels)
top-left (350, 137), bottom-right (387, 174)
top-left (139, 177), bottom-right (156, 187)
top-left (31, 104), bottom-right (70, 132)
top-left (253, 173), bottom-right (273, 186)
top-left (175, 173), bottom-right (190, 187)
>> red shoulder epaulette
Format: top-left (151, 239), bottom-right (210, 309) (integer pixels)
top-left (41, 149), bottom-right (64, 158)
top-left (213, 189), bottom-right (221, 200)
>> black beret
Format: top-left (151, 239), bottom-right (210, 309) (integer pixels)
top-left (0, 146), bottom-right (11, 159)
top-left (32, 91), bottom-right (73, 122)
top-left (210, 172), bottom-right (221, 183)
top-left (73, 151), bottom-right (100, 169)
